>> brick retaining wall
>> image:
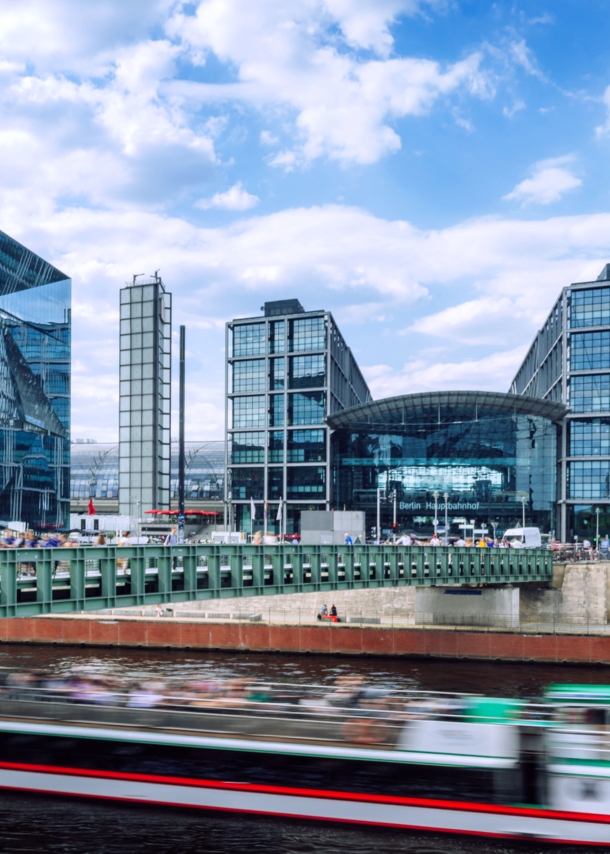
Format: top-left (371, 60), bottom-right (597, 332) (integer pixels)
top-left (2, 616), bottom-right (610, 663)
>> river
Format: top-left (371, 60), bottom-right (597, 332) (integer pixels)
top-left (0, 643), bottom-right (607, 854)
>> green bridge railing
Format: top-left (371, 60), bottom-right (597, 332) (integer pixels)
top-left (0, 544), bottom-right (554, 618)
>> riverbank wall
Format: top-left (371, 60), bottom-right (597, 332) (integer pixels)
top-left (1, 615), bottom-right (610, 664)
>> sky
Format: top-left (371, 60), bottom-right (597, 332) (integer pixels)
top-left (2, 0), bottom-right (610, 441)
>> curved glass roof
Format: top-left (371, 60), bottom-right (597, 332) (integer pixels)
top-left (326, 391), bottom-right (568, 432)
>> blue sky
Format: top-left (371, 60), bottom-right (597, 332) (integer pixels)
top-left (2, 0), bottom-right (610, 439)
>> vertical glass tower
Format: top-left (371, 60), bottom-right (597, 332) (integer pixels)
top-left (118, 276), bottom-right (171, 516)
top-left (225, 299), bottom-right (371, 535)
top-left (0, 230), bottom-right (71, 529)
top-left (511, 264), bottom-right (610, 541)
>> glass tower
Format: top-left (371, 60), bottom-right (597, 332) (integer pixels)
top-left (0, 230), bottom-right (71, 529)
top-left (225, 299), bottom-right (371, 535)
top-left (511, 264), bottom-right (610, 540)
top-left (118, 276), bottom-right (171, 516)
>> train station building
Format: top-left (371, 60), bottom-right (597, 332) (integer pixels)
top-left (328, 391), bottom-right (566, 541)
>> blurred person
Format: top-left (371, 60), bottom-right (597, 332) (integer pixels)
top-left (93, 533), bottom-right (107, 547)
top-left (164, 527), bottom-right (178, 546)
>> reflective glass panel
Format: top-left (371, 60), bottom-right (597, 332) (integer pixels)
top-left (269, 394), bottom-right (284, 427)
top-left (233, 323), bottom-right (266, 357)
top-left (568, 461), bottom-right (610, 499)
top-left (232, 359), bottom-right (265, 393)
top-left (232, 395), bottom-right (266, 428)
top-left (288, 391), bottom-right (325, 425)
top-left (287, 429), bottom-right (326, 462)
top-left (570, 332), bottom-right (610, 371)
top-left (571, 288), bottom-right (610, 328)
top-left (269, 357), bottom-right (285, 390)
top-left (268, 466), bottom-right (283, 500)
top-left (231, 432), bottom-right (265, 464)
top-left (289, 317), bottom-right (325, 352)
top-left (569, 419), bottom-right (610, 456)
top-left (269, 320), bottom-right (285, 354)
top-left (289, 354), bottom-right (325, 388)
top-left (287, 466), bottom-right (326, 499)
top-left (570, 375), bottom-right (610, 412)
top-left (268, 430), bottom-right (284, 462)
top-left (230, 467), bottom-right (264, 500)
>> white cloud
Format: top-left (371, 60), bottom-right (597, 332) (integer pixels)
top-left (168, 0), bottom-right (490, 166)
top-left (595, 84), bottom-right (610, 138)
top-left (195, 182), bottom-right (260, 211)
top-left (503, 99), bottom-right (525, 118)
top-left (8, 200), bottom-right (608, 440)
top-left (503, 155), bottom-right (581, 206)
top-left (363, 346), bottom-right (530, 399)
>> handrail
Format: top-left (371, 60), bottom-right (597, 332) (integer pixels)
top-left (0, 543), bottom-right (554, 618)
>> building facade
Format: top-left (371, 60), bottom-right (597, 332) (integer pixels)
top-left (72, 440), bottom-right (224, 515)
top-left (0, 230), bottom-right (70, 529)
top-left (510, 264), bottom-right (610, 541)
top-left (329, 391), bottom-right (565, 539)
top-left (225, 299), bottom-right (371, 534)
top-left (118, 276), bottom-right (171, 516)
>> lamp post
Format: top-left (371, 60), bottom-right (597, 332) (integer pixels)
top-left (392, 488), bottom-right (397, 543)
top-left (470, 518), bottom-right (475, 543)
top-left (433, 490), bottom-right (439, 538)
top-left (376, 487), bottom-right (381, 545)
top-left (521, 496), bottom-right (527, 529)
top-left (443, 491), bottom-right (449, 545)
top-left (596, 507), bottom-right (601, 552)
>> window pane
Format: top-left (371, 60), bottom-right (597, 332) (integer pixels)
top-left (569, 419), bottom-right (610, 456)
top-left (269, 320), bottom-right (285, 354)
top-left (287, 466), bottom-right (326, 499)
top-left (233, 323), bottom-right (266, 357)
top-left (268, 467), bottom-right (283, 500)
top-left (568, 461), bottom-right (610, 499)
top-left (289, 317), bottom-right (325, 352)
top-left (287, 429), bottom-right (326, 462)
top-left (269, 393), bottom-right (284, 427)
top-left (230, 467), bottom-right (264, 500)
top-left (288, 391), bottom-right (325, 425)
top-left (268, 430), bottom-right (284, 462)
top-left (571, 288), bottom-right (610, 329)
top-left (232, 431), bottom-right (265, 463)
top-left (232, 395), bottom-right (265, 428)
top-left (269, 357), bottom-right (285, 390)
top-left (289, 354), bottom-right (325, 389)
top-left (233, 359), bottom-right (265, 393)
top-left (570, 375), bottom-right (610, 412)
top-left (570, 332), bottom-right (610, 371)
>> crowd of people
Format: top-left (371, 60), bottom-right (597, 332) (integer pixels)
top-left (0, 669), bottom-right (411, 719)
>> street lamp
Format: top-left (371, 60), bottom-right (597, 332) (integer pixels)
top-left (521, 496), bottom-right (527, 529)
top-left (433, 490), bottom-right (439, 538)
top-left (596, 507), bottom-right (601, 552)
top-left (470, 518), bottom-right (475, 543)
top-left (376, 487), bottom-right (381, 544)
top-left (443, 491), bottom-right (449, 545)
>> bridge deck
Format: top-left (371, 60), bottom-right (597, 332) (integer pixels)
top-left (0, 544), bottom-right (553, 618)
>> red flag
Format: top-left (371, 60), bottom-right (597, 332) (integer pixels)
top-left (87, 498), bottom-right (96, 516)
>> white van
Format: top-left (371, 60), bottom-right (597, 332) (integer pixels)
top-left (502, 527), bottom-right (542, 548)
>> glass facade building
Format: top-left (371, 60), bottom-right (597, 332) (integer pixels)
top-left (71, 441), bottom-right (224, 507)
top-left (226, 299), bottom-right (371, 534)
top-left (329, 392), bottom-right (564, 538)
top-left (511, 264), bottom-right (610, 539)
top-left (118, 277), bottom-right (171, 515)
top-left (0, 230), bottom-right (70, 529)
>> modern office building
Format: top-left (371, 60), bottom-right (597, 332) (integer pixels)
top-left (118, 275), bottom-right (171, 516)
top-left (0, 230), bottom-right (71, 528)
top-left (328, 391), bottom-right (565, 539)
top-left (511, 264), bottom-right (610, 541)
top-left (225, 299), bottom-right (371, 534)
top-left (72, 440), bottom-right (224, 515)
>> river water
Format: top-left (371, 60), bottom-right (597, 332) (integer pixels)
top-left (0, 643), bottom-right (608, 854)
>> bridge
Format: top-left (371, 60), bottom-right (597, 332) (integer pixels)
top-left (0, 544), bottom-right (553, 618)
